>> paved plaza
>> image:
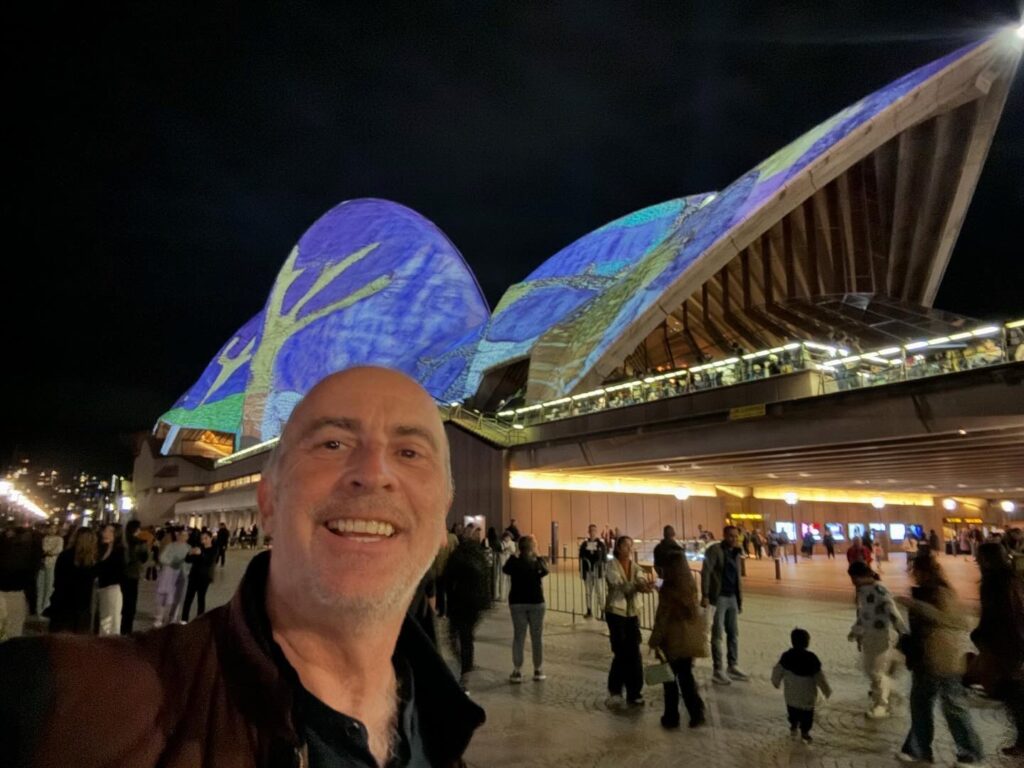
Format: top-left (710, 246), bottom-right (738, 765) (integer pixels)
top-left (21, 549), bottom-right (1017, 767)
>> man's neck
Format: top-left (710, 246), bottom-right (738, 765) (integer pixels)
top-left (267, 588), bottom-right (405, 763)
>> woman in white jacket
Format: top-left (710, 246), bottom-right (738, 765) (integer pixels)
top-left (604, 535), bottom-right (654, 705)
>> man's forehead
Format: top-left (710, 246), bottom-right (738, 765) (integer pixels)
top-left (285, 368), bottom-right (442, 439)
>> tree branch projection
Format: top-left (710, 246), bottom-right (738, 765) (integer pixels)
top-left (241, 242), bottom-right (390, 437)
top-left (198, 336), bottom-right (256, 406)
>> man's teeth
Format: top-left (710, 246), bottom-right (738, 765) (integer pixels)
top-left (325, 519), bottom-right (395, 537)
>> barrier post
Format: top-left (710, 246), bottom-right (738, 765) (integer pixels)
top-left (775, 558), bottom-right (782, 581)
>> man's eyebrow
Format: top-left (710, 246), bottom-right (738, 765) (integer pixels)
top-left (393, 424), bottom-right (439, 451)
top-left (300, 416), bottom-right (361, 440)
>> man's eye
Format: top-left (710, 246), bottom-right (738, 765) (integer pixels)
top-left (323, 440), bottom-right (342, 450)
top-left (399, 448), bottom-right (420, 459)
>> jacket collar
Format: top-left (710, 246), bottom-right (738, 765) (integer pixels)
top-left (217, 552), bottom-right (486, 761)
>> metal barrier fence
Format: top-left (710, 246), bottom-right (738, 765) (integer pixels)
top-left (491, 554), bottom-right (703, 631)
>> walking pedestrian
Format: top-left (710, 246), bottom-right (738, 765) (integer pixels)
top-left (579, 524), bottom-right (607, 619)
top-left (970, 542), bottom-right (1024, 758)
top-left (182, 531), bottom-right (217, 622)
top-left (495, 530), bottom-right (515, 601)
top-left (47, 528), bottom-right (97, 634)
top-left (653, 525), bottom-right (684, 577)
top-left (37, 525), bottom-right (64, 614)
top-left (0, 526), bottom-right (36, 640)
top-left (605, 535), bottom-right (654, 705)
top-left (847, 561), bottom-right (907, 718)
top-left (771, 628), bottom-right (831, 744)
top-left (120, 520), bottom-right (150, 634)
top-left (215, 522), bottom-right (229, 567)
top-left (846, 536), bottom-right (873, 566)
top-left (95, 524), bottom-right (125, 636)
top-left (895, 552), bottom-right (984, 764)
top-left (153, 528), bottom-right (190, 627)
top-left (823, 530), bottom-right (836, 560)
top-left (701, 525), bottom-right (749, 685)
top-left (444, 526), bottom-right (491, 689)
top-left (648, 553), bottom-right (706, 728)
top-left (503, 534), bottom-right (548, 683)
top-left (752, 529), bottom-right (765, 560)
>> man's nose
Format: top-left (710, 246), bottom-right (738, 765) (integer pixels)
top-left (344, 443), bottom-right (394, 490)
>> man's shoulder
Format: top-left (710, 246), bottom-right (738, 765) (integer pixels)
top-left (1, 618), bottom-right (226, 765)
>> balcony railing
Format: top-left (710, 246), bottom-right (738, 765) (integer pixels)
top-left (492, 318), bottom-right (1024, 432)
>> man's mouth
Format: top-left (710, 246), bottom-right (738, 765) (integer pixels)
top-left (323, 518), bottom-right (397, 541)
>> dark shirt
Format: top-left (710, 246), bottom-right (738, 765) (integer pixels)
top-left (653, 538), bottom-right (683, 577)
top-left (186, 545), bottom-right (218, 583)
top-left (578, 538), bottom-right (607, 578)
top-left (502, 555), bottom-right (548, 604)
top-left (95, 544), bottom-right (125, 588)
top-left (297, 659), bottom-right (429, 768)
top-left (720, 547), bottom-right (740, 597)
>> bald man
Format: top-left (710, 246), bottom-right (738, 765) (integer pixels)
top-left (0, 367), bottom-right (485, 768)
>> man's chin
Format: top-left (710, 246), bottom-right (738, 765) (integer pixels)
top-left (310, 575), bottom-right (415, 618)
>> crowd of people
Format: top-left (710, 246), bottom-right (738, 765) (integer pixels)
top-left (422, 517), bottom-right (1024, 761)
top-left (0, 518), bottom-right (249, 640)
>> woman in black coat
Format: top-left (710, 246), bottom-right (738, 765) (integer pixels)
top-left (182, 531), bottom-right (218, 621)
top-left (444, 526), bottom-right (491, 688)
top-left (47, 528), bottom-right (97, 634)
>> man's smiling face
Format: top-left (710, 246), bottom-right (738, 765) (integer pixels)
top-left (260, 367), bottom-right (450, 618)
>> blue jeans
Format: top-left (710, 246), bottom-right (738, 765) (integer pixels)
top-left (901, 671), bottom-right (983, 761)
top-left (710, 595), bottom-right (740, 670)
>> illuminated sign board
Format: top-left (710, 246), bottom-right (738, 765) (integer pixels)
top-left (943, 517), bottom-right (983, 524)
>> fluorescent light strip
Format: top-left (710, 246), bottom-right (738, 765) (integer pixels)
top-left (215, 437), bottom-right (280, 468)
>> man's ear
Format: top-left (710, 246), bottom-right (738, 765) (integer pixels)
top-left (257, 477), bottom-right (275, 535)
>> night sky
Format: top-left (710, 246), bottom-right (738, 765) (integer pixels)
top-left (4, 1), bottom-right (1022, 476)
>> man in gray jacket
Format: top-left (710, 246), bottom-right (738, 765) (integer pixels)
top-left (701, 525), bottom-right (749, 685)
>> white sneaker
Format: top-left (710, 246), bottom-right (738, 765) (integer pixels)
top-left (509, 670), bottom-right (523, 684)
top-left (866, 704), bottom-right (889, 719)
top-left (533, 670), bottom-right (547, 681)
top-left (727, 666), bottom-right (749, 681)
top-left (712, 669), bottom-right (732, 685)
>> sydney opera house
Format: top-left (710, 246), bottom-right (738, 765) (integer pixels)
top-left (133, 29), bottom-right (1024, 553)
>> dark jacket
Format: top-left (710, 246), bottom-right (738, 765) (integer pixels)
top-left (700, 542), bottom-right (743, 610)
top-left (123, 535), bottom-right (150, 581)
top-left (1, 551), bottom-right (485, 768)
top-left (95, 544), bottom-right (126, 588)
top-left (652, 538), bottom-right (683, 577)
top-left (444, 540), bottom-right (491, 618)
top-left (186, 544), bottom-right (218, 584)
top-left (503, 554), bottom-right (548, 604)
top-left (46, 549), bottom-right (95, 633)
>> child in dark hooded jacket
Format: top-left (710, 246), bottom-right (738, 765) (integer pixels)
top-left (771, 628), bottom-right (832, 743)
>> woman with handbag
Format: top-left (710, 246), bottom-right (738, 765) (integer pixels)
top-left (648, 553), bottom-right (706, 728)
top-left (971, 542), bottom-right (1024, 758)
top-left (605, 535), bottom-right (654, 706)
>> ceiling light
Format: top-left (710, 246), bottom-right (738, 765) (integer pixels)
top-left (1002, 500), bottom-right (1016, 513)
top-left (871, 497), bottom-right (885, 509)
top-left (783, 492), bottom-right (798, 505)
top-left (942, 498), bottom-right (957, 511)
top-left (673, 488), bottom-right (690, 501)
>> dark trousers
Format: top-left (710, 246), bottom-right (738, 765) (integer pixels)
top-left (663, 657), bottom-right (704, 723)
top-left (217, 546), bottom-right (226, 567)
top-left (825, 545), bottom-right (836, 559)
top-left (120, 578), bottom-right (139, 634)
top-left (447, 613), bottom-right (480, 675)
top-left (182, 579), bottom-right (210, 622)
top-left (606, 613), bottom-right (643, 700)
top-left (787, 705), bottom-right (815, 735)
